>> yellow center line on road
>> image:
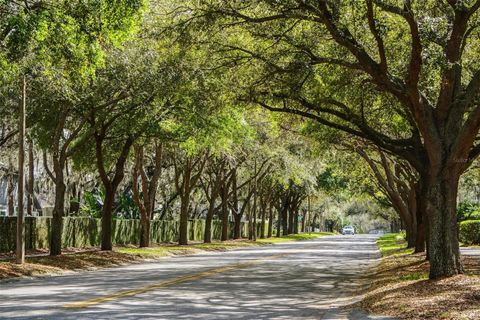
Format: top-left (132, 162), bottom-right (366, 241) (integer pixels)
top-left (63, 252), bottom-right (291, 309)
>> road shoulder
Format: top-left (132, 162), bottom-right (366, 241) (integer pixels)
top-left (360, 233), bottom-right (480, 320)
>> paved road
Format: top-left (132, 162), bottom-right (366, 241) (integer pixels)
top-left (461, 247), bottom-right (480, 256)
top-left (0, 235), bottom-right (393, 320)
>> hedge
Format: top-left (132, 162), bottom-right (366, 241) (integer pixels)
top-left (459, 220), bottom-right (480, 245)
top-left (0, 217), bottom-right (268, 252)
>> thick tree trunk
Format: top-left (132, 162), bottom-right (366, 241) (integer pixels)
top-left (288, 205), bottom-right (294, 234)
top-left (267, 203), bottom-right (273, 238)
top-left (139, 214), bottom-right (150, 248)
top-left (276, 210), bottom-right (281, 237)
top-left (179, 194), bottom-right (189, 245)
top-left (414, 180), bottom-right (427, 253)
top-left (281, 202), bottom-right (288, 236)
top-left (293, 208), bottom-right (299, 234)
top-left (233, 213), bottom-right (241, 239)
top-left (415, 220), bottom-right (426, 253)
top-left (405, 222), bottom-right (417, 249)
top-left (301, 211), bottom-right (305, 233)
top-left (95, 133), bottom-right (133, 251)
top-left (50, 177), bottom-right (65, 256)
top-left (101, 186), bottom-right (115, 251)
top-left (426, 173), bottom-right (463, 278)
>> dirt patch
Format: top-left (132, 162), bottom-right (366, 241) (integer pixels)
top-left (361, 252), bottom-right (480, 320)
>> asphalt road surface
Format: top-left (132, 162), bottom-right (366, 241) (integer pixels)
top-left (0, 235), bottom-right (394, 320)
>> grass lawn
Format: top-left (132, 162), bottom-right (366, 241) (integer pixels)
top-left (256, 232), bottom-right (335, 244)
top-left (376, 233), bottom-right (414, 257)
top-left (116, 240), bottom-right (266, 257)
top-left (118, 232), bottom-right (335, 257)
top-left (360, 233), bottom-right (480, 320)
top-left (0, 232), bottom-right (333, 280)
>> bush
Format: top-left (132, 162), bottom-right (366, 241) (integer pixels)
top-left (457, 201), bottom-right (480, 222)
top-left (459, 220), bottom-right (480, 245)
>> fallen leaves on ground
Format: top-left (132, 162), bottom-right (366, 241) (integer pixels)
top-left (361, 252), bottom-right (480, 320)
top-left (0, 251), bottom-right (142, 280)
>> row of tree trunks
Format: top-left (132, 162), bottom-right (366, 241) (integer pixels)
top-left (355, 146), bottom-right (428, 254)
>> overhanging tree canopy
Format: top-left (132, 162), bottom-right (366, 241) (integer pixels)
top-left (172, 0), bottom-right (480, 278)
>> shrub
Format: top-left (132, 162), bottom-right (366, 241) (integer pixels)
top-left (80, 190), bottom-right (103, 218)
top-left (459, 220), bottom-right (480, 245)
top-left (457, 201), bottom-right (480, 222)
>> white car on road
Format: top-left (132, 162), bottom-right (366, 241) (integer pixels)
top-left (341, 226), bottom-right (355, 235)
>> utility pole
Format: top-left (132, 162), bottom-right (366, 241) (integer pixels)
top-left (252, 158), bottom-right (257, 241)
top-left (16, 75), bottom-right (26, 264)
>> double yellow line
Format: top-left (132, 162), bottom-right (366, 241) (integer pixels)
top-left (63, 253), bottom-right (289, 309)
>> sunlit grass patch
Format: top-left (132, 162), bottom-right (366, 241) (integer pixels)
top-left (256, 232), bottom-right (335, 243)
top-left (115, 246), bottom-right (172, 257)
top-left (115, 240), bottom-right (265, 257)
top-left (116, 233), bottom-right (334, 256)
top-left (377, 233), bottom-right (414, 257)
top-left (399, 271), bottom-right (428, 281)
